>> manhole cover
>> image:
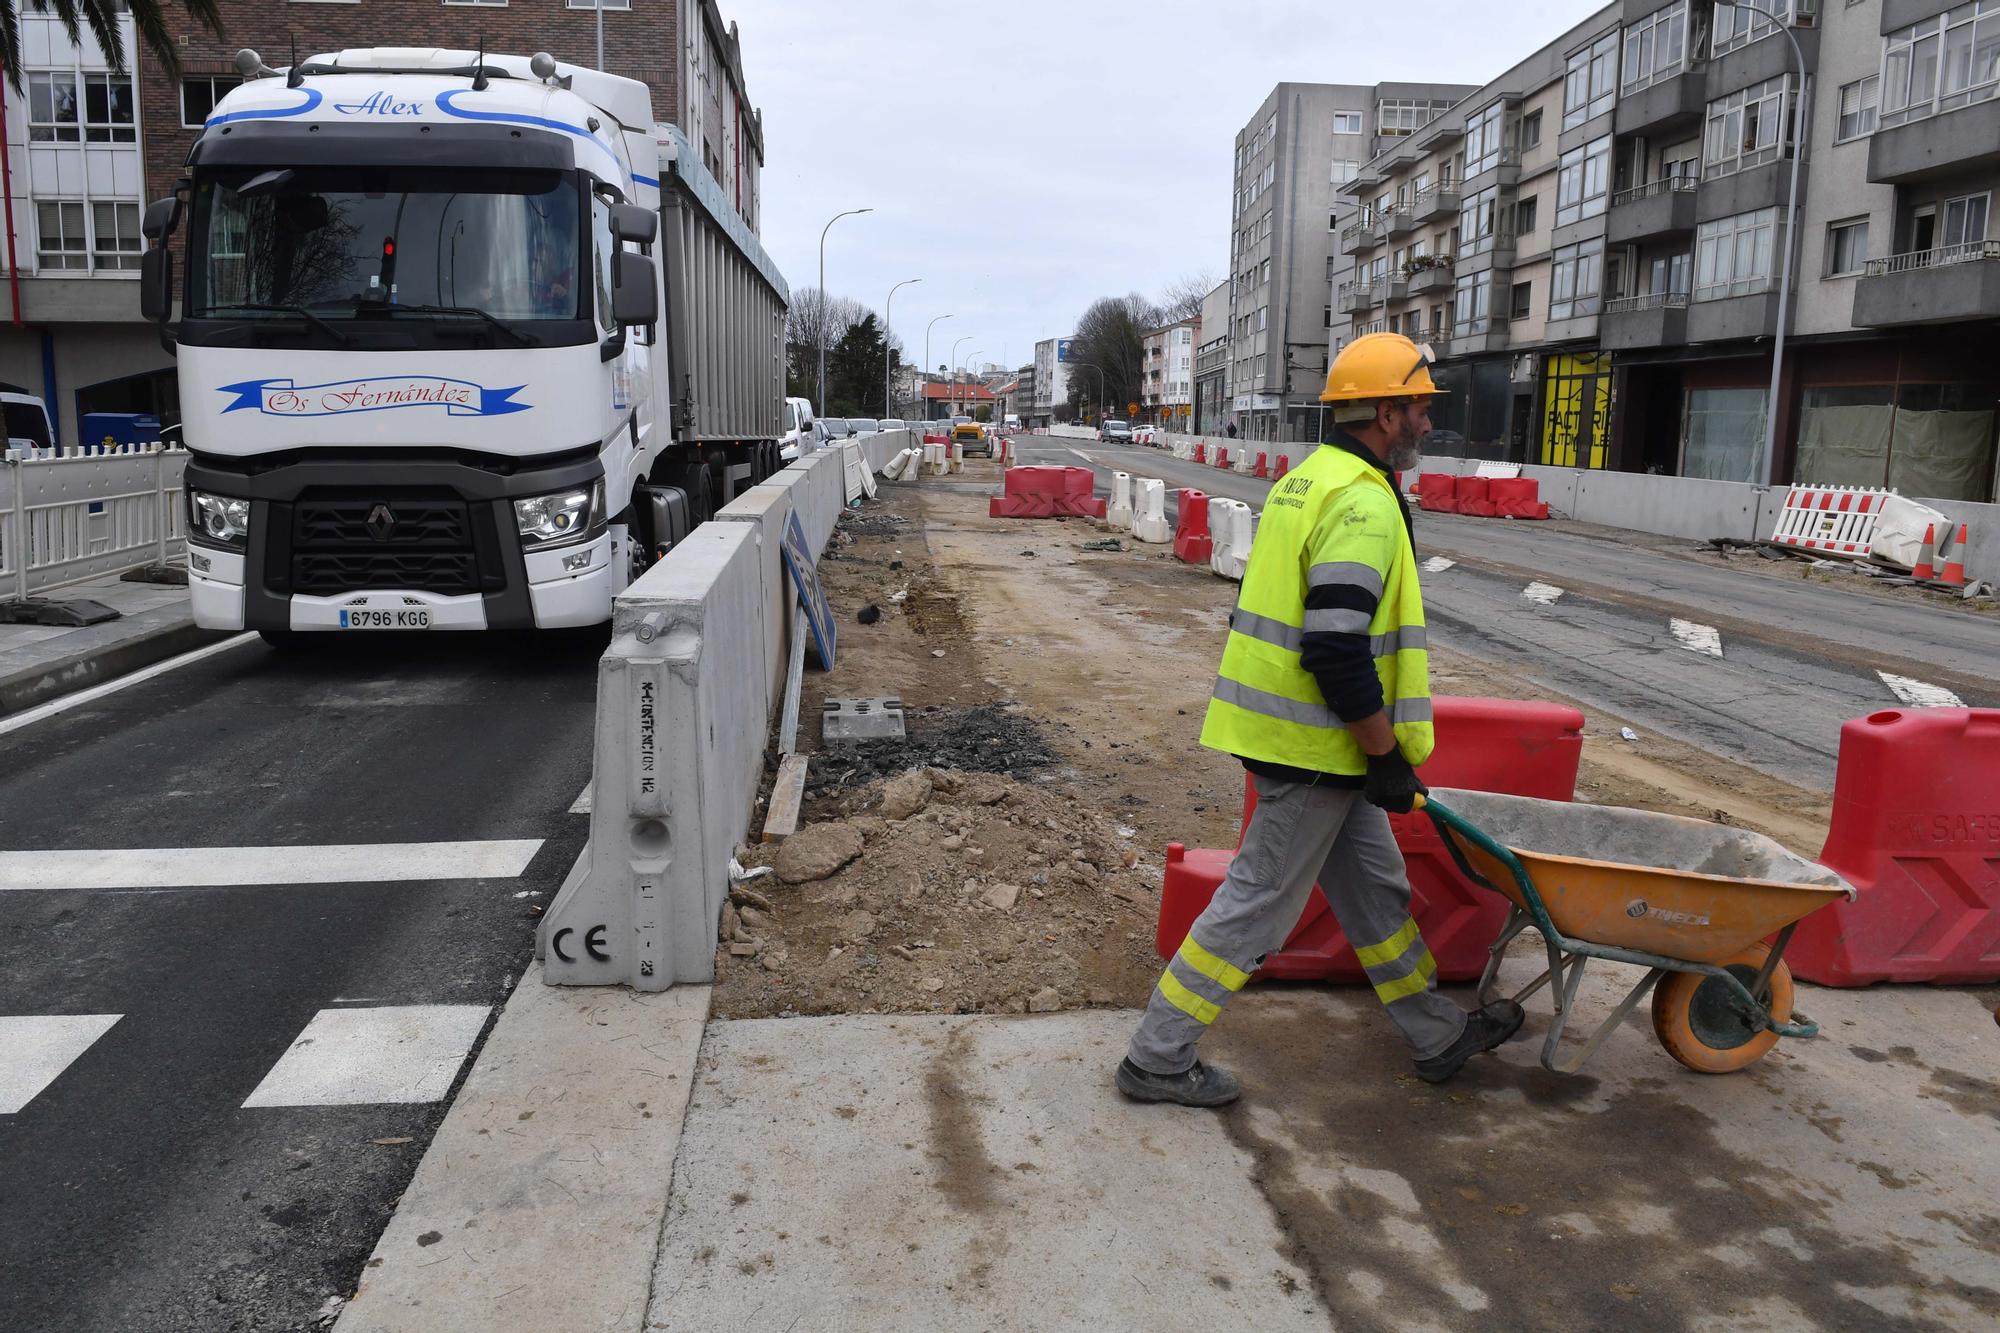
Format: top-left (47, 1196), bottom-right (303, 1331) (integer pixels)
top-left (822, 697), bottom-right (908, 743)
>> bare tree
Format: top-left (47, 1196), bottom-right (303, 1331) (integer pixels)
top-left (1064, 293), bottom-right (1159, 420)
top-left (1156, 271), bottom-right (1216, 325)
top-left (785, 286), bottom-right (868, 401)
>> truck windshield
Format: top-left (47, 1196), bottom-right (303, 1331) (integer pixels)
top-left (188, 167), bottom-right (584, 324)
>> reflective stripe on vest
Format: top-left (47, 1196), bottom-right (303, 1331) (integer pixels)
top-left (1198, 444), bottom-right (1433, 775)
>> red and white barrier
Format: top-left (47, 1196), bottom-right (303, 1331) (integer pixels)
top-left (987, 466), bottom-right (1106, 519)
top-left (1769, 484), bottom-right (1889, 558)
top-left (1173, 488), bottom-right (1213, 564)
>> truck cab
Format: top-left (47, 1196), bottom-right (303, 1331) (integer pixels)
top-left (147, 48), bottom-right (787, 641)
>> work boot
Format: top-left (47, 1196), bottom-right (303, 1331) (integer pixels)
top-left (1413, 1000), bottom-right (1526, 1084)
top-left (1115, 1057), bottom-right (1241, 1107)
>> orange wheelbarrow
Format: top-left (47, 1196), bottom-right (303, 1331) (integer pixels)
top-left (1421, 789), bottom-right (1856, 1075)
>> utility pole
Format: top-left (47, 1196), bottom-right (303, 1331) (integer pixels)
top-left (884, 277), bottom-right (921, 418)
top-left (816, 207), bottom-right (872, 413)
top-left (924, 313), bottom-right (953, 421)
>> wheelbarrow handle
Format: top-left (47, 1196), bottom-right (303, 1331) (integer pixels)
top-left (1422, 797), bottom-right (1567, 950)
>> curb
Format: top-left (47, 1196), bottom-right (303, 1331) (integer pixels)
top-left (335, 963), bottom-right (711, 1333)
top-left (0, 608), bottom-right (231, 718)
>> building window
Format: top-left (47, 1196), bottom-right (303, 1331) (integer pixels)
top-left (1333, 111), bottom-right (1364, 134)
top-left (1942, 191), bottom-right (1991, 248)
top-left (1331, 157), bottom-right (1361, 183)
top-left (82, 73), bottom-right (136, 142)
top-left (1684, 388), bottom-right (1769, 482)
top-left (27, 71), bottom-right (79, 142)
top-left (446, 0), bottom-right (507, 5)
top-left (91, 201), bottom-right (142, 271)
top-left (1825, 219), bottom-right (1870, 275)
top-left (1514, 195), bottom-right (1539, 238)
top-left (1835, 77), bottom-right (1879, 141)
top-left (1459, 185), bottom-right (1505, 254)
top-left (1704, 77), bottom-right (1792, 178)
top-left (1519, 109), bottom-right (1543, 151)
top-left (180, 74), bottom-right (241, 127)
top-left (566, 0), bottom-right (629, 7)
top-left (1554, 135), bottom-right (1611, 228)
top-left (1549, 238), bottom-right (1604, 320)
top-left (1713, 0), bottom-right (1792, 58)
top-left (1510, 280), bottom-right (1534, 320)
top-left (1377, 98), bottom-right (1455, 137)
top-left (1463, 100), bottom-right (1510, 177)
top-left (1694, 207), bottom-right (1782, 300)
top-left (1880, 2), bottom-right (2000, 130)
top-left (36, 200), bottom-right (88, 270)
top-left (1563, 30), bottom-right (1620, 130)
top-left (1623, 2), bottom-right (1689, 93)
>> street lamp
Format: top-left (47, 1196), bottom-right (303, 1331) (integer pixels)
top-left (1073, 361), bottom-right (1109, 422)
top-left (960, 351), bottom-right (985, 418)
top-left (816, 207), bottom-right (873, 413)
top-left (924, 313), bottom-right (954, 421)
top-left (1716, 1), bottom-right (1806, 489)
top-left (949, 336), bottom-right (973, 414)
top-left (884, 277), bottom-right (921, 418)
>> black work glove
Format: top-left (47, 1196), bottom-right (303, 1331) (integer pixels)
top-left (1363, 749), bottom-right (1427, 814)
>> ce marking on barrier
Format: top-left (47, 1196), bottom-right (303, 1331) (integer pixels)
top-left (550, 924), bottom-right (612, 964)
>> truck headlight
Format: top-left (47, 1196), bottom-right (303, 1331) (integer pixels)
top-left (514, 480), bottom-right (604, 548)
top-left (189, 489), bottom-right (251, 548)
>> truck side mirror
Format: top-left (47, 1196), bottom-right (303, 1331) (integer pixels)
top-left (140, 246), bottom-right (173, 321)
top-left (613, 203), bottom-right (657, 246)
top-left (141, 196), bottom-right (181, 241)
top-left (613, 251), bottom-right (658, 327)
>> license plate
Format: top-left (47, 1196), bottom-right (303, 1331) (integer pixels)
top-left (339, 608), bottom-right (431, 630)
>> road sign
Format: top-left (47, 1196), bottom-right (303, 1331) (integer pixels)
top-left (780, 510), bottom-right (836, 669)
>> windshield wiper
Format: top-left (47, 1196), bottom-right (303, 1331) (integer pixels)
top-left (370, 302), bottom-right (539, 348)
top-left (206, 302), bottom-right (353, 346)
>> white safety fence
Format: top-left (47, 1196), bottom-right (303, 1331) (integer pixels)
top-left (1, 444), bottom-right (188, 600)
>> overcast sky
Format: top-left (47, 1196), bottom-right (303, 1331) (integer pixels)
top-left (725, 0), bottom-right (1608, 383)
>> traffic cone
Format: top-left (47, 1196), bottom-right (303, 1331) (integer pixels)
top-left (1938, 523), bottom-right (1969, 586)
top-left (1912, 523), bottom-right (1938, 581)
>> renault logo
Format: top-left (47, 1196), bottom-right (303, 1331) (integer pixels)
top-left (365, 503), bottom-right (397, 541)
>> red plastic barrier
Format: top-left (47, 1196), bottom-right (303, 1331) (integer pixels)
top-left (1488, 477), bottom-right (1537, 506)
top-left (1156, 697), bottom-right (1587, 983)
top-left (1253, 452), bottom-right (1269, 479)
top-left (988, 466), bottom-right (1106, 519)
top-left (1274, 455), bottom-right (1291, 478)
top-left (1173, 488), bottom-right (1213, 564)
top-left (1791, 709), bottom-right (2000, 985)
top-left (1500, 499), bottom-right (1551, 519)
top-left (1215, 448), bottom-right (1230, 470)
top-left (1194, 443), bottom-right (1207, 464)
top-left (1416, 472), bottom-right (1457, 513)
top-left (1453, 475), bottom-right (1494, 517)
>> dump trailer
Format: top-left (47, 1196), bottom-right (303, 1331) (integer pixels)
top-left (142, 47), bottom-right (788, 643)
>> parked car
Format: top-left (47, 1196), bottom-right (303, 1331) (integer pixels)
top-left (1133, 426), bottom-right (1157, 446)
top-left (878, 418), bottom-right (907, 433)
top-left (814, 418), bottom-right (852, 446)
top-left (1099, 418), bottom-right (1133, 443)
top-left (848, 418), bottom-right (882, 436)
top-left (953, 420), bottom-right (991, 457)
top-left (781, 395), bottom-right (815, 461)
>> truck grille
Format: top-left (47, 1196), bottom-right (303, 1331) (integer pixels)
top-left (287, 490), bottom-right (486, 596)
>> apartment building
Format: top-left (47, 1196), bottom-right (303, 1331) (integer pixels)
top-left (1140, 315), bottom-right (1200, 428)
top-left (1030, 335), bottom-right (1073, 428)
top-left (1226, 80), bottom-right (1474, 442)
top-left (1193, 279), bottom-right (1230, 433)
top-left (1331, 0), bottom-right (1999, 502)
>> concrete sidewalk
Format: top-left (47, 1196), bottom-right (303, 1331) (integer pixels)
top-left (0, 571), bottom-right (222, 716)
top-left (337, 925), bottom-right (2000, 1332)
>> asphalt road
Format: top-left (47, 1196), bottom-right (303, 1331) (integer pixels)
top-left (1010, 434), bottom-right (1999, 793)
top-left (0, 632), bottom-right (600, 1332)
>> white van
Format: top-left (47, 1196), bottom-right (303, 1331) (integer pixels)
top-left (0, 392), bottom-right (55, 455)
top-left (782, 396), bottom-right (816, 461)
top-left (1003, 413), bottom-right (1021, 431)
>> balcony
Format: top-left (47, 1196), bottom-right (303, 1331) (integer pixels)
top-left (1686, 289), bottom-right (1783, 344)
top-left (1385, 204), bottom-right (1417, 238)
top-left (1341, 216), bottom-right (1385, 255)
top-left (1601, 291), bottom-right (1689, 350)
top-left (1868, 100), bottom-right (2000, 185)
top-left (1410, 183), bottom-right (1461, 227)
top-left (1462, 146), bottom-right (1522, 192)
top-left (1458, 230), bottom-right (1518, 273)
top-left (1614, 66), bottom-right (1706, 137)
top-left (1695, 157), bottom-right (1806, 225)
top-left (1853, 241), bottom-right (2000, 327)
top-left (1337, 280), bottom-right (1377, 315)
top-left (1372, 275), bottom-right (1410, 304)
top-left (1607, 176), bottom-right (1698, 245)
top-left (1406, 261), bottom-right (1455, 296)
top-left (1440, 316), bottom-right (1509, 358)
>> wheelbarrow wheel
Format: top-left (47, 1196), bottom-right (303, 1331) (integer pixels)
top-left (1651, 943), bottom-right (1794, 1075)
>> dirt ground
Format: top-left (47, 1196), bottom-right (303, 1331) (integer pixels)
top-left (714, 463), bottom-right (1839, 1020)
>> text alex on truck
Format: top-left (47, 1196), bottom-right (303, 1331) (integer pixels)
top-left (144, 47), bottom-right (789, 645)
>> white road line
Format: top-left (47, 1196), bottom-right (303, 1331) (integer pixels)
top-left (0, 840), bottom-right (544, 892)
top-left (1878, 672), bottom-right (1964, 708)
top-left (569, 782), bottom-right (593, 815)
top-left (1421, 556), bottom-right (1456, 574)
top-left (242, 1005), bottom-right (489, 1108)
top-left (0, 1014), bottom-right (121, 1113)
top-left (0, 633), bottom-right (259, 739)
top-left (1671, 618), bottom-right (1724, 658)
top-left (1064, 447), bottom-right (1097, 466)
top-left (1522, 581), bottom-right (1564, 606)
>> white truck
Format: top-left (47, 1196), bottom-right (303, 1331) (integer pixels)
top-left (141, 47), bottom-right (788, 643)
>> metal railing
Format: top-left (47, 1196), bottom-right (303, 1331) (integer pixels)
top-left (1341, 216), bottom-right (1386, 250)
top-left (1, 443), bottom-right (188, 600)
top-left (1862, 239), bottom-right (2000, 277)
top-left (1610, 175), bottom-right (1699, 208)
top-left (1605, 291), bottom-right (1691, 314)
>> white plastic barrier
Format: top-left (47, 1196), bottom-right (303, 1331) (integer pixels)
top-left (1132, 478), bottom-right (1172, 544)
top-left (882, 448), bottom-right (916, 481)
top-left (1868, 493), bottom-right (1950, 569)
top-left (1209, 499), bottom-right (1255, 581)
top-left (1106, 471), bottom-right (1135, 530)
top-left (2, 443), bottom-right (188, 599)
top-left (923, 443), bottom-right (946, 475)
top-left (1232, 448), bottom-right (1255, 475)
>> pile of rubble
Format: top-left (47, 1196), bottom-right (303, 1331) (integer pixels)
top-left (714, 767), bottom-right (1169, 1019)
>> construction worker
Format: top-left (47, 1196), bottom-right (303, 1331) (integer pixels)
top-left (1118, 332), bottom-right (1524, 1107)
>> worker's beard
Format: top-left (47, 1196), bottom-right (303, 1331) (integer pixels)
top-left (1388, 438), bottom-right (1424, 472)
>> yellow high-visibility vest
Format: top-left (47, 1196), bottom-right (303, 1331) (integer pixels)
top-left (1199, 443), bottom-right (1433, 774)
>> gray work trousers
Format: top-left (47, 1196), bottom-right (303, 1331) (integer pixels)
top-left (1128, 773), bottom-right (1468, 1074)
